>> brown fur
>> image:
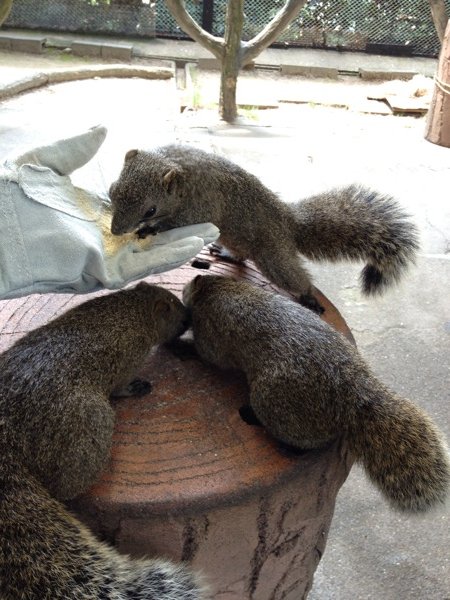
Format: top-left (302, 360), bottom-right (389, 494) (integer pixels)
top-left (183, 275), bottom-right (450, 513)
top-left (110, 145), bottom-right (419, 312)
top-left (0, 283), bottom-right (206, 600)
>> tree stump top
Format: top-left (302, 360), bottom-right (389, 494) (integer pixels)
top-left (0, 250), bottom-right (354, 518)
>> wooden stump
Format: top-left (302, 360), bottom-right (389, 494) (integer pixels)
top-left (0, 251), bottom-right (355, 599)
top-left (425, 19), bottom-right (450, 148)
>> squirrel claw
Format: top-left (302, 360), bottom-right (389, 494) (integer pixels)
top-left (208, 242), bottom-right (223, 255)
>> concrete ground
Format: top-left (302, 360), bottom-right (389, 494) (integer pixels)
top-left (0, 33), bottom-right (448, 599)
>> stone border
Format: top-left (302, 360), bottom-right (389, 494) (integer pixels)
top-left (71, 41), bottom-right (133, 61)
top-left (0, 64), bottom-right (174, 101)
top-left (0, 34), bottom-right (45, 53)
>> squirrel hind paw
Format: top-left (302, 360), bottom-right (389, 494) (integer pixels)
top-left (208, 243), bottom-right (246, 265)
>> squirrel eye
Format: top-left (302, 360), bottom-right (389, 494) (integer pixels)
top-left (143, 206), bottom-right (156, 220)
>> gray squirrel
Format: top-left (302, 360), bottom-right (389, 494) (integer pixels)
top-left (0, 283), bottom-right (206, 600)
top-left (109, 145), bottom-right (419, 313)
top-left (182, 275), bottom-right (450, 513)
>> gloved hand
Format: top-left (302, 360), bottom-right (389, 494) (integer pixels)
top-left (0, 125), bottom-right (219, 299)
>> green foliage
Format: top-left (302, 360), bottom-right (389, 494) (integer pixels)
top-left (239, 105), bottom-right (260, 120)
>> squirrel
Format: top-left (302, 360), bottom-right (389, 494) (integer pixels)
top-left (109, 144), bottom-right (419, 313)
top-left (182, 275), bottom-right (450, 513)
top-left (0, 282), bottom-right (206, 600)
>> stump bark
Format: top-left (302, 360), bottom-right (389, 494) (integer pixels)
top-left (425, 19), bottom-right (450, 147)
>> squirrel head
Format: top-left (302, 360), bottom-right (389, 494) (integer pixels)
top-left (183, 275), bottom-right (235, 308)
top-left (134, 282), bottom-right (191, 341)
top-left (110, 149), bottom-right (184, 236)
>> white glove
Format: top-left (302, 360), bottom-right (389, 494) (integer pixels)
top-left (0, 125), bottom-right (219, 299)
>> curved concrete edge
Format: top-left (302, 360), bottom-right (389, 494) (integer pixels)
top-left (0, 64), bottom-right (174, 100)
top-left (0, 73), bottom-right (49, 99)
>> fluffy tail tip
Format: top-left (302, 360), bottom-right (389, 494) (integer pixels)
top-left (388, 465), bottom-right (450, 513)
top-left (361, 264), bottom-right (385, 295)
top-left (360, 256), bottom-right (417, 296)
top-left (370, 441), bottom-right (450, 513)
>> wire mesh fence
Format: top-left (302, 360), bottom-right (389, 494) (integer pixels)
top-left (4, 0), bottom-right (449, 58)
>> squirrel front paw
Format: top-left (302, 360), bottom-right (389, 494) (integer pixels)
top-left (136, 224), bottom-right (160, 239)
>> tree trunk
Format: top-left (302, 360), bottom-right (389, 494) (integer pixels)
top-left (0, 0), bottom-right (13, 27)
top-left (220, 0), bottom-right (244, 122)
top-left (164, 0), bottom-right (309, 121)
top-left (428, 0), bottom-right (449, 44)
top-left (425, 20), bottom-right (450, 147)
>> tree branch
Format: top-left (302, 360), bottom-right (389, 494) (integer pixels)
top-left (0, 0), bottom-right (14, 27)
top-left (241, 0), bottom-right (308, 66)
top-left (165, 0), bottom-right (224, 61)
top-left (428, 0), bottom-right (449, 44)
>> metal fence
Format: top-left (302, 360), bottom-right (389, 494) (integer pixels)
top-left (4, 0), bottom-right (449, 58)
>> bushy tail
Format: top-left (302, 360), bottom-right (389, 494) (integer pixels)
top-left (348, 389), bottom-right (450, 512)
top-left (292, 184), bottom-right (420, 295)
top-left (0, 458), bottom-right (206, 600)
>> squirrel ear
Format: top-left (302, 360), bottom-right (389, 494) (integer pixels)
top-left (154, 298), bottom-right (172, 316)
top-left (162, 168), bottom-right (182, 195)
top-left (125, 149), bottom-right (139, 162)
top-left (183, 275), bottom-right (213, 306)
top-left (192, 274), bottom-right (209, 294)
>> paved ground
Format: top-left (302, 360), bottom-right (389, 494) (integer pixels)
top-left (0, 36), bottom-right (449, 600)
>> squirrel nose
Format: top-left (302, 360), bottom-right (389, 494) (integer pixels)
top-left (110, 220), bottom-right (123, 236)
